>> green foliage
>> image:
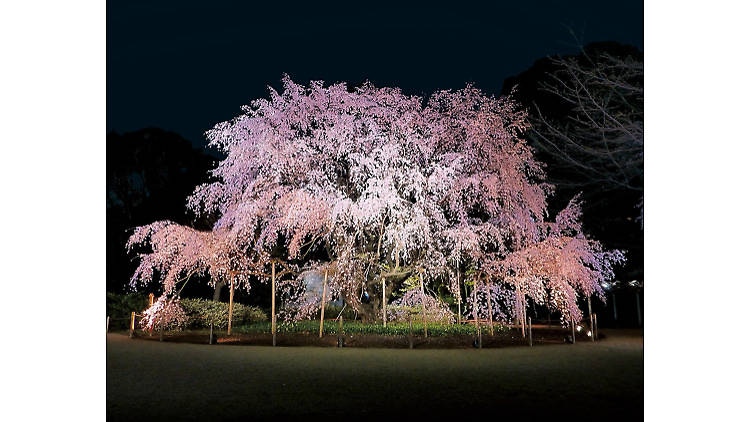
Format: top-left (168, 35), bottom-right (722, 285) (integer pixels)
top-left (107, 292), bottom-right (149, 319)
top-left (180, 298), bottom-right (266, 328)
top-left (397, 274), bottom-right (421, 295)
top-left (106, 293), bottom-right (266, 330)
top-left (320, 304), bottom-right (358, 320)
top-left (106, 292), bottom-right (150, 330)
top-left (386, 304), bottom-right (455, 324)
top-left (234, 320), bottom-right (502, 337)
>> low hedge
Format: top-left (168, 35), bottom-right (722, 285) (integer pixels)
top-left (180, 298), bottom-right (267, 328)
top-left (106, 293), bottom-right (267, 330)
top-left (233, 320), bottom-right (506, 337)
top-left (107, 292), bottom-right (149, 319)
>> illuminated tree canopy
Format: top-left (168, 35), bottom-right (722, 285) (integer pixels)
top-left (127, 76), bottom-right (624, 324)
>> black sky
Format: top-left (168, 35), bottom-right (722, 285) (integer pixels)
top-left (107, 1), bottom-right (643, 149)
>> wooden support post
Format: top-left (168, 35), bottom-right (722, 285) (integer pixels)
top-left (209, 322), bottom-right (214, 344)
top-left (382, 278), bottom-right (386, 327)
top-left (408, 314), bottom-right (414, 349)
top-left (593, 313), bottom-right (598, 341)
top-left (456, 266), bottom-right (461, 324)
top-left (319, 269), bottom-right (328, 338)
top-left (516, 284), bottom-right (525, 338)
top-left (149, 293), bottom-right (154, 307)
top-left (337, 315), bottom-right (343, 347)
top-left (271, 261), bottom-right (276, 347)
top-left (588, 297), bottom-right (594, 342)
top-left (478, 318), bottom-right (482, 349)
top-left (486, 279), bottom-right (494, 336)
top-left (420, 271), bottom-right (427, 338)
top-left (106, 316), bottom-right (110, 333)
top-left (228, 278), bottom-right (234, 335)
top-left (612, 292), bottom-right (618, 321)
top-left (635, 291), bottom-right (642, 327)
top-left (528, 316), bottom-right (533, 347)
top-left (571, 317), bottom-right (576, 344)
top-left (472, 287), bottom-right (481, 349)
top-left (547, 309), bottom-right (552, 328)
top-left (129, 312), bottom-right (135, 338)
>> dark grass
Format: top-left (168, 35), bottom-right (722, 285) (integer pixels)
top-left (107, 329), bottom-right (643, 421)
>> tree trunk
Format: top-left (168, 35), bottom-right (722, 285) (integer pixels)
top-left (352, 273), bottom-right (399, 322)
top-left (213, 281), bottom-right (225, 301)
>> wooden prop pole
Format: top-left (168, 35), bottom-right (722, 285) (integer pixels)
top-left (106, 316), bottom-right (109, 333)
top-left (593, 313), bottom-right (598, 341)
top-left (516, 284), bottom-right (525, 338)
top-left (588, 297), bottom-right (594, 342)
top-left (408, 314), bottom-right (414, 349)
top-left (473, 286), bottom-right (481, 349)
top-left (129, 312), bottom-right (135, 338)
top-left (456, 266), bottom-right (461, 324)
top-left (319, 269), bottom-right (328, 338)
top-left (548, 309), bottom-right (552, 328)
top-left (272, 261), bottom-right (276, 347)
top-left (486, 279), bottom-right (494, 336)
top-left (420, 271), bottom-right (427, 338)
top-left (635, 291), bottom-right (642, 327)
top-left (382, 278), bottom-right (386, 327)
top-left (612, 292), bottom-right (618, 321)
top-left (528, 316), bottom-right (533, 347)
top-left (228, 278), bottom-right (234, 335)
top-left (337, 315), bottom-right (343, 347)
top-left (571, 317), bottom-right (576, 344)
top-left (477, 314), bottom-right (483, 349)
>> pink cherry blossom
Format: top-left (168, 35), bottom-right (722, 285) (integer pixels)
top-left (127, 77), bottom-right (624, 323)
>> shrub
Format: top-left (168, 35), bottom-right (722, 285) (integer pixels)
top-left (233, 320), bottom-right (499, 337)
top-left (106, 292), bottom-right (150, 330)
top-left (180, 298), bottom-right (267, 328)
top-left (106, 293), bottom-right (266, 330)
top-left (106, 292), bottom-right (149, 319)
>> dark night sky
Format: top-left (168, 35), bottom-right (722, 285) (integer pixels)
top-left (107, 1), bottom-right (643, 149)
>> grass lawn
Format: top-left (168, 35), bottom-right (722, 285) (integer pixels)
top-left (106, 329), bottom-right (643, 421)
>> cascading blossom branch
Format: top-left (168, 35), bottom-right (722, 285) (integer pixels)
top-left (482, 195), bottom-right (626, 323)
top-left (126, 75), bottom-right (625, 323)
top-left (140, 296), bottom-right (188, 331)
top-left (126, 221), bottom-right (276, 295)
